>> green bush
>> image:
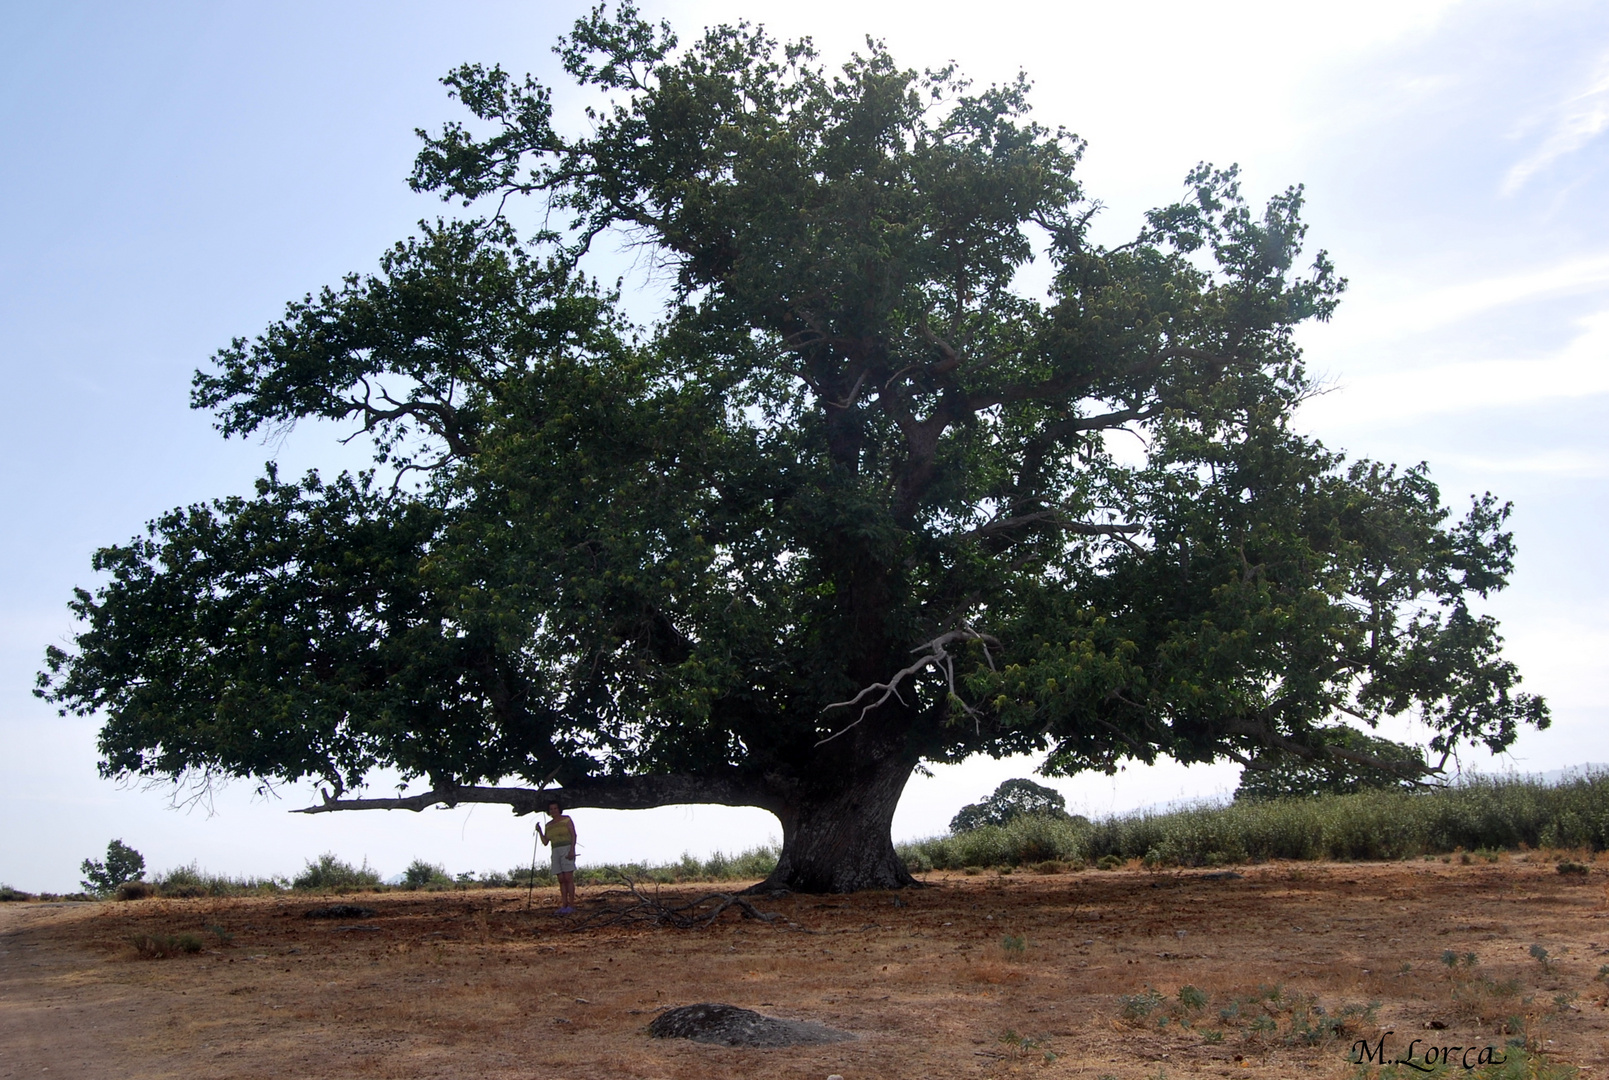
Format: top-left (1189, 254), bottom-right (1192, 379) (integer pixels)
top-left (0, 885), bottom-right (34, 901)
top-left (152, 864), bottom-right (286, 897)
top-left (402, 859), bottom-right (454, 890)
top-left (292, 853), bottom-right (381, 891)
top-left (573, 845), bottom-right (780, 886)
top-left (1087, 774), bottom-right (1609, 866)
top-left (901, 814), bottom-right (1089, 870)
top-left (504, 864), bottom-right (555, 887)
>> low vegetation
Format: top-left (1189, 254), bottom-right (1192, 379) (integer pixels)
top-left (34, 844), bottom-right (783, 900)
top-left (27, 774), bottom-right (1608, 901)
top-left (126, 931), bottom-right (204, 958)
top-left (901, 772), bottom-right (1609, 872)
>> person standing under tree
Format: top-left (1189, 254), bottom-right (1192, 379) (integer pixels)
top-left (537, 798), bottom-right (578, 913)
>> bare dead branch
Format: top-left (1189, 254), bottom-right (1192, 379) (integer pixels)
top-left (817, 626), bottom-right (1000, 746)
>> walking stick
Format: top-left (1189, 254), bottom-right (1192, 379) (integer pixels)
top-left (524, 766), bottom-right (563, 914)
top-left (525, 823), bottom-right (542, 913)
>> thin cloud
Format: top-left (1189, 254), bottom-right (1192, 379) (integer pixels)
top-left (1388, 254), bottom-right (1609, 334)
top-left (1301, 307), bottom-right (1609, 424)
top-left (1305, 253), bottom-right (1609, 355)
top-left (1439, 450), bottom-right (1609, 478)
top-left (1503, 50), bottom-right (1609, 195)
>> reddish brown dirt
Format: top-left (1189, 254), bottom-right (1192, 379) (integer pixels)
top-left (4, 858), bottom-right (1609, 1079)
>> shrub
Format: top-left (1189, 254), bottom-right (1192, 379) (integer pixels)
top-left (128, 932), bottom-right (204, 958)
top-left (115, 881), bottom-right (155, 900)
top-left (152, 864), bottom-right (286, 897)
top-left (505, 864), bottom-right (555, 888)
top-left (292, 853), bottom-right (381, 891)
top-left (81, 839), bottom-right (145, 896)
top-left (570, 845), bottom-right (780, 886)
top-left (902, 773), bottom-right (1609, 873)
top-left (155, 865), bottom-right (209, 897)
top-left (1084, 773), bottom-right (1609, 867)
top-left (902, 814), bottom-right (1088, 870)
top-left (0, 885), bottom-right (34, 901)
top-left (402, 859), bottom-right (454, 890)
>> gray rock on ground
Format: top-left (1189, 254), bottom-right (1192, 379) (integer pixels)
top-left (647, 1003), bottom-right (855, 1048)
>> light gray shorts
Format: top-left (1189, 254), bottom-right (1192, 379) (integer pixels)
top-left (550, 843), bottom-right (576, 874)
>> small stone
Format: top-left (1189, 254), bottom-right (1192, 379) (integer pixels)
top-left (828, 1075), bottom-right (845, 1080)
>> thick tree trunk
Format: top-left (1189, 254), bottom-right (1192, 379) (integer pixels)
top-left (759, 750), bottom-right (918, 893)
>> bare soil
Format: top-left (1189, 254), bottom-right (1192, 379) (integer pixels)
top-left (4, 858), bottom-right (1609, 1079)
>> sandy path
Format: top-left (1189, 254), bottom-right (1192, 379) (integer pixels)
top-left (1, 903), bottom-right (189, 1077)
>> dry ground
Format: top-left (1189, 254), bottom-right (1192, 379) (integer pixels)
top-left (4, 858), bottom-right (1609, 1079)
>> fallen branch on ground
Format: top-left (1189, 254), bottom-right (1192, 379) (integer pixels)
top-left (567, 872), bottom-right (797, 931)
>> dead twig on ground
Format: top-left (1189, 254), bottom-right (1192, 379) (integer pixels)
top-left (567, 872), bottom-right (797, 931)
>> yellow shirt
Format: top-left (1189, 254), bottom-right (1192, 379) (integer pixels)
top-left (545, 816), bottom-right (575, 846)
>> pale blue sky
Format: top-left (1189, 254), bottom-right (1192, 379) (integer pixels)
top-left (3, 1), bottom-right (1606, 891)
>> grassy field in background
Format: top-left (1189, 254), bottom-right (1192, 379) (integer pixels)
top-left (9, 773), bottom-right (1609, 901)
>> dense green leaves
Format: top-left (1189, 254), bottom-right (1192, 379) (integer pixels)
top-left (949, 778), bottom-right (1074, 833)
top-left (80, 839), bottom-right (145, 895)
top-left (1234, 726), bottom-right (1428, 801)
top-left (41, 4), bottom-right (1544, 830)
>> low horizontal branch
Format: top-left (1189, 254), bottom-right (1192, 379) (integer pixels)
top-left (293, 771), bottom-right (775, 817)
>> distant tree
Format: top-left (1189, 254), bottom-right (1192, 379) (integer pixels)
top-left (39, 5), bottom-right (1547, 892)
top-left (80, 839), bottom-right (145, 895)
top-left (1234, 726), bottom-right (1428, 801)
top-left (951, 779), bottom-right (1072, 832)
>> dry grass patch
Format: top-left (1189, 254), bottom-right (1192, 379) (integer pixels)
top-left (2, 863), bottom-right (1607, 1078)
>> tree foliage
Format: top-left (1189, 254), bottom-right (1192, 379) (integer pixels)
top-left (950, 778), bottom-right (1073, 833)
top-left (38, 5), bottom-right (1546, 890)
top-left (1234, 725), bottom-right (1427, 801)
top-left (81, 839), bottom-right (145, 895)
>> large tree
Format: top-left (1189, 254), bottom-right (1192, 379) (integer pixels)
top-left (39, 6), bottom-right (1547, 891)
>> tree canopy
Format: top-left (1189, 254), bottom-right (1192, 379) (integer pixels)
top-left (950, 779), bottom-right (1073, 833)
top-left (1234, 725), bottom-right (1428, 801)
top-left (39, 5), bottom-right (1547, 891)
